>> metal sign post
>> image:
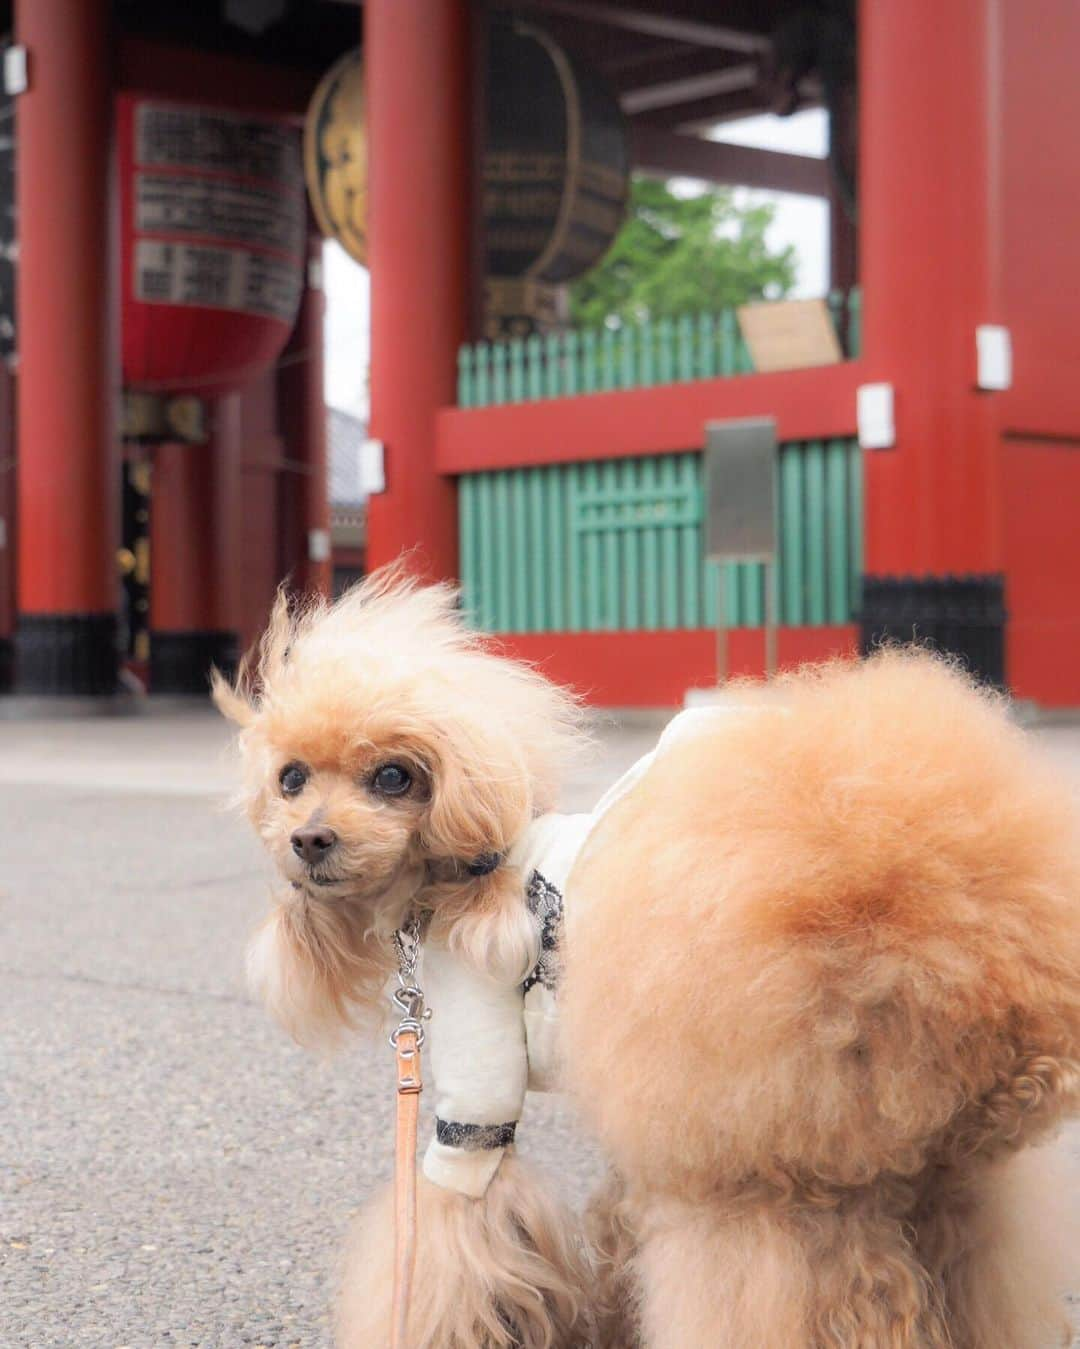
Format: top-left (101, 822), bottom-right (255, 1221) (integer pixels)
top-left (704, 417), bottom-right (779, 683)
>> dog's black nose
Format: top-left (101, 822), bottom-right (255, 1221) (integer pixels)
top-left (291, 825), bottom-right (337, 864)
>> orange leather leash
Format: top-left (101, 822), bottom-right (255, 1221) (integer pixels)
top-left (391, 1027), bottom-right (422, 1349)
top-left (390, 917), bottom-right (429, 1349)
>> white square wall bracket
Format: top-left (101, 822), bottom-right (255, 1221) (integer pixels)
top-left (308, 528), bottom-right (331, 563)
top-left (360, 437), bottom-right (386, 495)
top-left (3, 47), bottom-right (27, 97)
top-left (976, 325), bottom-right (1012, 390)
top-left (857, 382), bottom-right (895, 450)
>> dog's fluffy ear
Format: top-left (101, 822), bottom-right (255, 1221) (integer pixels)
top-left (419, 723), bottom-right (540, 984)
top-left (210, 663), bottom-right (254, 726)
top-left (422, 722), bottom-right (530, 870)
top-left (247, 895), bottom-right (397, 1047)
top-left (429, 867), bottom-right (540, 987)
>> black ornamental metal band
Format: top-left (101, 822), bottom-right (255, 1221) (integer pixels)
top-left (435, 1119), bottom-right (518, 1151)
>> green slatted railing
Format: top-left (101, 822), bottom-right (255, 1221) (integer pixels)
top-left (458, 290), bottom-right (861, 408)
top-left (459, 440), bottom-right (862, 633)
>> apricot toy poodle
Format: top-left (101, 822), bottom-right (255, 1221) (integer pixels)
top-left (216, 567), bottom-right (1080, 1348)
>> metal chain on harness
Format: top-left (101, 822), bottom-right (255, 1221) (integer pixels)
top-left (390, 913), bottom-right (430, 1047)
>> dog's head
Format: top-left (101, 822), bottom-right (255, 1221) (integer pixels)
top-left (214, 565), bottom-right (583, 1043)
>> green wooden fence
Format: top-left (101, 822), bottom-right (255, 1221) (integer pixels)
top-left (459, 439), bottom-right (862, 633)
top-left (458, 290), bottom-right (861, 408)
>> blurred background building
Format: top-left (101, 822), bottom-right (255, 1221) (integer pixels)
top-left (0, 0), bottom-right (1077, 707)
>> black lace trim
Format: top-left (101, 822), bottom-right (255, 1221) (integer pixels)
top-left (522, 869), bottom-right (564, 995)
top-left (435, 1118), bottom-right (517, 1150)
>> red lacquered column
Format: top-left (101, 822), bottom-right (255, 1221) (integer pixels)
top-left (149, 404), bottom-right (241, 695)
top-left (858, 0), bottom-right (1005, 683)
top-left (14, 0), bottom-right (118, 693)
top-left (364, 0), bottom-right (469, 579)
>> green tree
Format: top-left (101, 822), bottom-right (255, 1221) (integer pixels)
top-left (569, 176), bottom-right (797, 329)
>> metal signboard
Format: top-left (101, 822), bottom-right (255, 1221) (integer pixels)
top-left (704, 417), bottom-right (779, 679)
top-left (703, 417), bottom-right (778, 562)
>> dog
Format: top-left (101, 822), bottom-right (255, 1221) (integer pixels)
top-left (216, 567), bottom-right (1080, 1348)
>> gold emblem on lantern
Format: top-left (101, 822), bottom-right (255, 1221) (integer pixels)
top-left (304, 50), bottom-right (367, 265)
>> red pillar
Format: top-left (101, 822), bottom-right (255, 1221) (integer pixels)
top-left (364, 0), bottom-right (469, 580)
top-left (858, 0), bottom-right (1006, 683)
top-left (277, 226), bottom-right (331, 599)
top-left (0, 368), bottom-right (15, 690)
top-left (14, 0), bottom-right (118, 694)
top-left (149, 406), bottom-right (240, 694)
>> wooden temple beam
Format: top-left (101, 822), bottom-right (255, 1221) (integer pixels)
top-left (633, 81), bottom-right (823, 132)
top-left (620, 62), bottom-right (759, 115)
top-left (630, 124), bottom-right (829, 197)
top-left (437, 360), bottom-right (864, 474)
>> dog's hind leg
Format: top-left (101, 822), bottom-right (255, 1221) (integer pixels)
top-left (631, 1197), bottom-right (815, 1349)
top-left (632, 1194), bottom-right (952, 1349)
top-left (584, 1172), bottom-right (643, 1348)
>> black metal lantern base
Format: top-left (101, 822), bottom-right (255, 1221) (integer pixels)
top-left (14, 612), bottom-right (119, 696)
top-left (150, 630), bottom-right (238, 696)
top-left (858, 574), bottom-right (1006, 690)
top-left (0, 634), bottom-right (12, 693)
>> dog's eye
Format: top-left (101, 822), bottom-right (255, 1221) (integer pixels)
top-left (372, 763), bottom-right (412, 797)
top-left (279, 762), bottom-right (309, 796)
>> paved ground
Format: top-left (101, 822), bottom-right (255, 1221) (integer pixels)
top-left (2, 708), bottom-right (1079, 1348)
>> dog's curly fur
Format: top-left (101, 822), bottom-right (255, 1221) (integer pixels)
top-left (219, 574), bottom-right (1080, 1347)
top-left (562, 650), bottom-right (1080, 1347)
top-left (337, 1152), bottom-right (597, 1349)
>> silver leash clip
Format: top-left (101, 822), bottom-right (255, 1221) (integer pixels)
top-left (389, 916), bottom-right (431, 1048)
top-left (391, 983), bottom-right (429, 1028)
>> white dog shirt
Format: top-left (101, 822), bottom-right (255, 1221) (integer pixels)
top-left (421, 706), bottom-right (737, 1197)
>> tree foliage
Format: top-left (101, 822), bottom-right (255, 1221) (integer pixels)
top-left (569, 176), bottom-right (797, 329)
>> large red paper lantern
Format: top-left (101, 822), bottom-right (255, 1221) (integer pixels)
top-left (119, 96), bottom-right (305, 396)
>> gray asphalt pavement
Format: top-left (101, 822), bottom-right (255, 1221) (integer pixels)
top-left (2, 708), bottom-right (1079, 1348)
